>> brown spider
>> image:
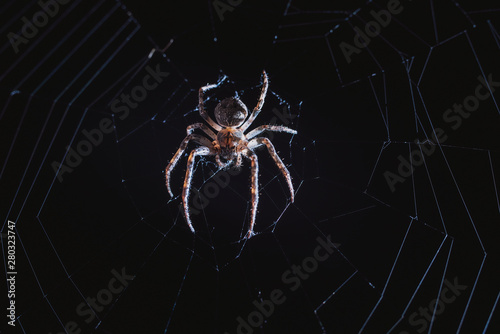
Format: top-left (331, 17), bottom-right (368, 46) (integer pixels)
top-left (165, 71), bottom-right (296, 239)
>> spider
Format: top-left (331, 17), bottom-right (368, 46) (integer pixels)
top-left (165, 70), bottom-right (297, 239)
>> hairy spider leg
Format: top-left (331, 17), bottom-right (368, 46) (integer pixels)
top-left (165, 134), bottom-right (213, 197)
top-left (187, 123), bottom-right (217, 140)
top-left (244, 149), bottom-right (259, 239)
top-left (249, 137), bottom-right (295, 202)
top-left (199, 82), bottom-right (224, 131)
top-left (183, 146), bottom-right (214, 233)
top-left (240, 70), bottom-right (269, 132)
top-left (245, 124), bottom-right (297, 139)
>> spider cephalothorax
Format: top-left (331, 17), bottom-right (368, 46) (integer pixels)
top-left (216, 128), bottom-right (243, 162)
top-left (165, 71), bottom-right (297, 239)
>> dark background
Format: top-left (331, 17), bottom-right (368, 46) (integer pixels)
top-left (1, 0), bottom-right (499, 333)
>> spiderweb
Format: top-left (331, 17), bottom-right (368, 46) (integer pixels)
top-left (1, 0), bottom-right (500, 333)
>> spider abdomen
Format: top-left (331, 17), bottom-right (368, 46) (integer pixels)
top-left (214, 97), bottom-right (248, 127)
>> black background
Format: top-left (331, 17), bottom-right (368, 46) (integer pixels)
top-left (1, 0), bottom-right (499, 333)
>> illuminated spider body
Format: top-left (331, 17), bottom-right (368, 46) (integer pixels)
top-left (165, 71), bottom-right (296, 238)
top-left (217, 127), bottom-right (242, 161)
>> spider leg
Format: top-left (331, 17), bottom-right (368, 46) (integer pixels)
top-left (199, 81), bottom-right (224, 132)
top-left (245, 124), bottom-right (297, 139)
top-left (187, 123), bottom-right (217, 140)
top-left (243, 149), bottom-right (259, 239)
top-left (249, 137), bottom-right (295, 203)
top-left (239, 70), bottom-right (268, 132)
top-left (165, 134), bottom-right (213, 197)
top-left (183, 146), bottom-right (213, 233)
